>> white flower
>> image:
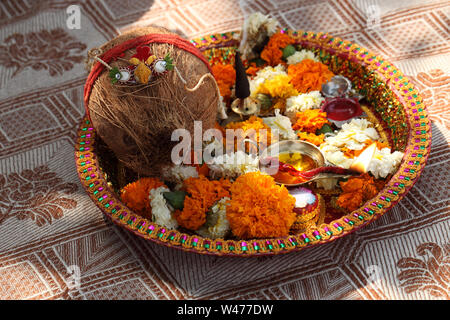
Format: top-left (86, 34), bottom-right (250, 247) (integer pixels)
top-left (262, 109), bottom-right (297, 140)
top-left (149, 186), bottom-right (178, 229)
top-left (322, 118), bottom-right (379, 149)
top-left (286, 49), bottom-right (318, 65)
top-left (320, 118), bottom-right (404, 177)
top-left (239, 12), bottom-right (278, 59)
top-left (320, 148), bottom-right (353, 168)
top-left (285, 91), bottom-right (324, 120)
top-left (320, 119), bottom-right (380, 168)
top-left (244, 12), bottom-right (278, 36)
top-left (162, 165), bottom-right (198, 190)
top-left (196, 197), bottom-right (230, 239)
top-left (208, 151), bottom-right (259, 180)
top-left (250, 65), bottom-right (287, 97)
top-left (368, 148), bottom-right (404, 178)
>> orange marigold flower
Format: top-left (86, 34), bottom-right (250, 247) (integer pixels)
top-left (288, 59), bottom-right (334, 93)
top-left (337, 173), bottom-right (383, 212)
top-left (174, 176), bottom-right (231, 231)
top-left (120, 177), bottom-right (166, 218)
top-left (212, 63), bottom-right (236, 98)
top-left (340, 177), bottom-right (365, 193)
top-left (260, 33), bottom-right (296, 66)
top-left (226, 172), bottom-right (296, 239)
top-left (296, 131), bottom-right (325, 146)
top-left (217, 81), bottom-right (232, 98)
top-left (336, 192), bottom-right (363, 212)
top-left (292, 109), bottom-right (330, 133)
top-left (261, 46), bottom-right (283, 67)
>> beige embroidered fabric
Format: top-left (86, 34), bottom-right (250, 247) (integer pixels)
top-left (0, 0), bottom-right (448, 300)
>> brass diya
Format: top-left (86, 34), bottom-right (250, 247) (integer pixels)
top-left (260, 140), bottom-right (355, 186)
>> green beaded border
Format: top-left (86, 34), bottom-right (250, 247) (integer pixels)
top-left (76, 29), bottom-right (431, 256)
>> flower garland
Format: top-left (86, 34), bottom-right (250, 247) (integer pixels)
top-left (287, 59), bottom-right (334, 93)
top-left (226, 172), bottom-right (296, 239)
top-left (120, 177), bottom-right (166, 218)
top-left (174, 176), bottom-right (231, 231)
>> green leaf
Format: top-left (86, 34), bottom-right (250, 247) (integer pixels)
top-left (109, 67), bottom-right (120, 84)
top-left (163, 191), bottom-right (187, 210)
top-left (164, 53), bottom-right (174, 71)
top-left (256, 93), bottom-right (272, 110)
top-left (316, 123), bottom-right (334, 135)
top-left (282, 45), bottom-right (296, 60)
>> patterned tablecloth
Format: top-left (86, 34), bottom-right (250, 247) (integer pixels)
top-left (0, 0), bottom-right (448, 300)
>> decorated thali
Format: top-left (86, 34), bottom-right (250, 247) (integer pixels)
top-left (75, 14), bottom-right (431, 256)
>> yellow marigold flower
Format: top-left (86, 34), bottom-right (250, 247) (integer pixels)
top-left (257, 74), bottom-right (298, 100)
top-left (296, 131), bottom-right (325, 146)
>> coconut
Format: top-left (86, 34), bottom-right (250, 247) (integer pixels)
top-left (86, 26), bottom-right (219, 177)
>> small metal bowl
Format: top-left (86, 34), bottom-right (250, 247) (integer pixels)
top-left (259, 140), bottom-right (326, 186)
top-left (321, 75), bottom-right (352, 98)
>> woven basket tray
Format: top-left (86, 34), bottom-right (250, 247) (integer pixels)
top-left (75, 29), bottom-right (431, 256)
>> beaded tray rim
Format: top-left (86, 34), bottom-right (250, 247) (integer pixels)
top-left (75, 29), bottom-right (431, 257)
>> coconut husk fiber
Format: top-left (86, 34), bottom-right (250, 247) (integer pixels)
top-left (87, 26), bottom-right (219, 177)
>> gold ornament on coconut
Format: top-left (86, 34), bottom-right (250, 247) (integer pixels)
top-left (85, 26), bottom-right (221, 177)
